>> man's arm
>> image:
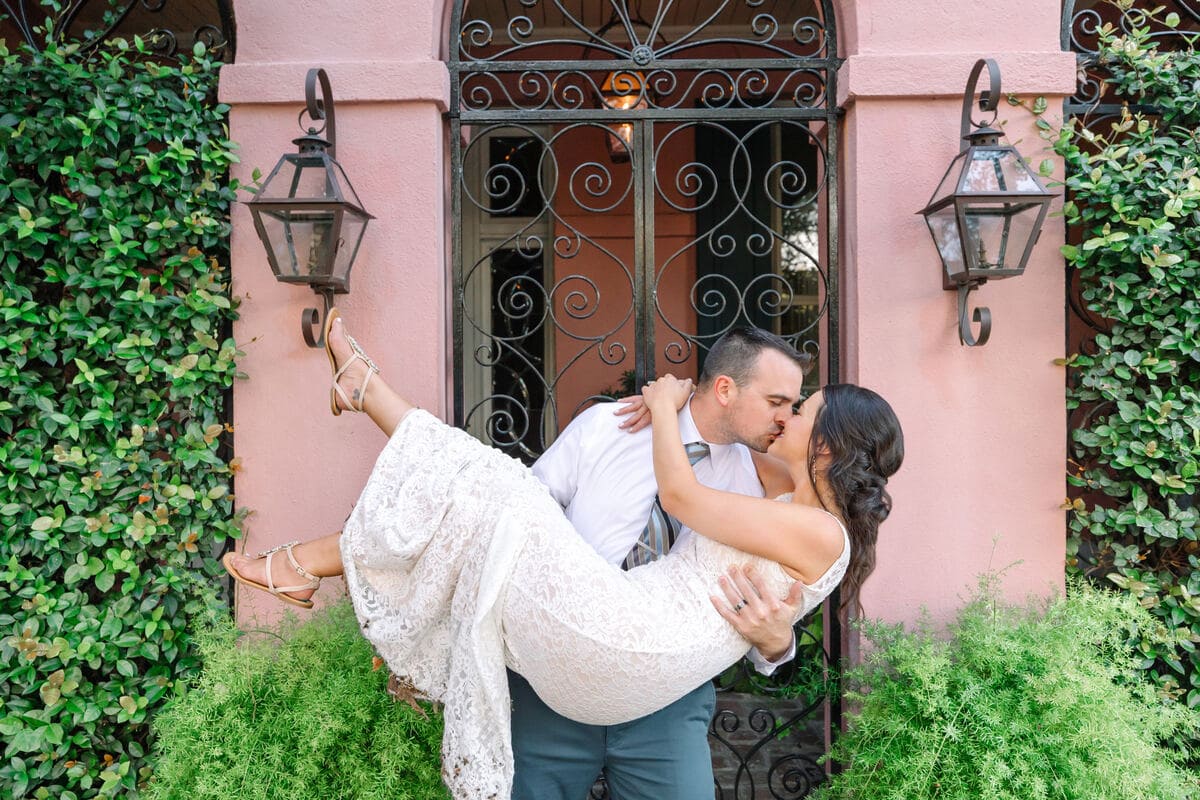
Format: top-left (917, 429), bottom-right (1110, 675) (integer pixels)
top-left (712, 564), bottom-right (804, 674)
top-left (530, 412), bottom-right (587, 508)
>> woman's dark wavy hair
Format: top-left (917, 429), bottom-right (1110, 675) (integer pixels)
top-left (807, 384), bottom-right (904, 616)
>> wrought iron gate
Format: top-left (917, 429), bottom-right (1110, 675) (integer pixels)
top-left (448, 2), bottom-right (841, 797)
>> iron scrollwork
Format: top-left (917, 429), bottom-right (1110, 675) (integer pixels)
top-left (456, 114), bottom-right (832, 457)
top-left (1, 0), bottom-right (235, 60)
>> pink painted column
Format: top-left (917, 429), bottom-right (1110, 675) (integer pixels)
top-left (221, 0), bottom-right (452, 623)
top-left (835, 0), bottom-right (1077, 627)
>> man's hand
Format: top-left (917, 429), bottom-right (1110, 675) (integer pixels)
top-left (710, 564), bottom-right (804, 662)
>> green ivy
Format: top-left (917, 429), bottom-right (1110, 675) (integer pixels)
top-left (1047, 9), bottom-right (1200, 727)
top-left (0, 33), bottom-right (242, 799)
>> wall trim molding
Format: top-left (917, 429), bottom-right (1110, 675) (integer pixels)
top-left (219, 61), bottom-right (450, 111)
top-left (838, 51), bottom-right (1078, 106)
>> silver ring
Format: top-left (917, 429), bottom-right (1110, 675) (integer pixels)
top-left (732, 600), bottom-right (746, 613)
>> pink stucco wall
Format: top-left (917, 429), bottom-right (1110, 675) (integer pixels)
top-left (221, 1), bottom-right (453, 623)
top-left (835, 1), bottom-right (1076, 629)
top-left (222, 0), bottom-right (1075, 630)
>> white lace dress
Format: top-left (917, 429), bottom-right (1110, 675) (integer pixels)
top-left (339, 410), bottom-right (850, 800)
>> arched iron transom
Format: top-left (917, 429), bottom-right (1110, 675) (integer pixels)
top-left (449, 2), bottom-right (842, 798)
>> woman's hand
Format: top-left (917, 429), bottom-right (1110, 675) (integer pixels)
top-left (641, 375), bottom-right (694, 417)
top-left (613, 394), bottom-right (651, 432)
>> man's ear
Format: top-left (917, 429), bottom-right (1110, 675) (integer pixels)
top-left (711, 375), bottom-right (737, 407)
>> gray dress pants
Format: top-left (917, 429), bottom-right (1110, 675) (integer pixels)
top-left (508, 669), bottom-right (716, 800)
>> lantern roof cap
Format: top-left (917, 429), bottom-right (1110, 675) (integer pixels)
top-left (293, 130), bottom-right (332, 153)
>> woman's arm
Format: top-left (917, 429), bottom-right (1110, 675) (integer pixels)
top-left (643, 377), bottom-right (843, 584)
top-left (750, 450), bottom-right (794, 500)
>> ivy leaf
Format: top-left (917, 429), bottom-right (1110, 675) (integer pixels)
top-left (7, 728), bottom-right (43, 754)
top-left (95, 571), bottom-right (115, 593)
top-left (1116, 400), bottom-right (1141, 422)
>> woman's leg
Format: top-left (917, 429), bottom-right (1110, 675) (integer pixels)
top-left (329, 315), bottom-right (415, 436)
top-left (224, 532), bottom-right (344, 605)
top-left (225, 314), bottom-right (417, 604)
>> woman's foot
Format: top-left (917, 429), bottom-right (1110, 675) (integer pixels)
top-left (324, 309), bottom-right (380, 416)
top-left (222, 542), bottom-right (321, 609)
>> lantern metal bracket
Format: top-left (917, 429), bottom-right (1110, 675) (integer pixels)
top-left (954, 57), bottom-right (999, 348)
top-left (297, 67), bottom-right (337, 351)
top-left (302, 287), bottom-right (337, 349)
top-left (960, 58), bottom-right (1001, 146)
top-left (302, 68), bottom-right (336, 159)
top-left (957, 283), bottom-right (992, 347)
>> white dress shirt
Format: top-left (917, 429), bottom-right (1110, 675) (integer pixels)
top-left (532, 399), bottom-right (796, 673)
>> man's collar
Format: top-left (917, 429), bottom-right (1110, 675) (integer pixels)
top-left (682, 397), bottom-right (741, 461)
top-left (678, 400), bottom-right (702, 445)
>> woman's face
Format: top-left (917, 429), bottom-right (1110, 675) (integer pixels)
top-left (768, 389), bottom-right (825, 466)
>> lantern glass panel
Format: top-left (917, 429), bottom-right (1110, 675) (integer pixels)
top-left (960, 201), bottom-right (1044, 272)
top-left (259, 154), bottom-right (340, 202)
top-left (928, 151), bottom-right (968, 207)
top-left (257, 207), bottom-right (338, 282)
top-left (958, 148), bottom-right (1044, 194)
top-left (924, 203), bottom-right (965, 279)
top-left (331, 208), bottom-right (370, 286)
top-left (330, 160), bottom-right (364, 209)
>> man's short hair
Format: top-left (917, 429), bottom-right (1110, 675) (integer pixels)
top-left (697, 327), bottom-right (812, 389)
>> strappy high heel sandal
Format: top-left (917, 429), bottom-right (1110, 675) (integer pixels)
top-left (222, 541), bottom-right (321, 609)
top-left (323, 307), bottom-right (380, 416)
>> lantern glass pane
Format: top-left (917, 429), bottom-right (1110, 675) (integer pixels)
top-left (258, 154), bottom-right (339, 201)
top-left (258, 208), bottom-right (338, 280)
top-left (331, 209), bottom-right (369, 285)
top-left (254, 209), bottom-right (298, 278)
top-left (928, 151), bottom-right (968, 206)
top-left (331, 160), bottom-right (364, 208)
top-left (960, 201), bottom-right (1043, 272)
top-left (924, 203), bottom-right (965, 279)
top-left (958, 148), bottom-right (1045, 194)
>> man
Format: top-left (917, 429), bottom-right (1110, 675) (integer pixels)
top-left (512, 326), bottom-right (812, 800)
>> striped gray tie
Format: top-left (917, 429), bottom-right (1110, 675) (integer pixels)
top-left (622, 441), bottom-right (711, 570)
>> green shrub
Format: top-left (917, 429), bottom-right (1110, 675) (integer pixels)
top-left (815, 578), bottom-right (1199, 799)
top-left (146, 601), bottom-right (448, 800)
top-left (0, 33), bottom-right (241, 798)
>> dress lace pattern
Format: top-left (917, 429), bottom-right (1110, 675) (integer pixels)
top-left (340, 411), bottom-right (850, 799)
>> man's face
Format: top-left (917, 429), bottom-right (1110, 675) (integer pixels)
top-left (722, 349), bottom-right (807, 453)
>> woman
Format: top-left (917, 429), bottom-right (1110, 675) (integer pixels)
top-left (224, 311), bottom-right (903, 799)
